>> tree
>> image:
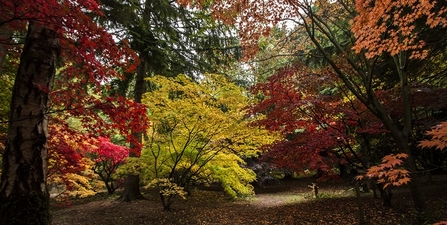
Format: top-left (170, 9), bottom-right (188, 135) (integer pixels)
top-left (47, 123), bottom-right (96, 201)
top-left (44, 95), bottom-right (148, 200)
top-left (0, 1), bottom-right (141, 223)
top-left (0, 21), bottom-right (60, 225)
top-left (419, 122), bottom-right (447, 225)
top-left (247, 63), bottom-right (362, 178)
top-left (350, 0), bottom-right (447, 213)
top-left (118, 74), bottom-right (274, 210)
top-left (180, 0), bottom-right (447, 214)
top-left (99, 0), bottom-right (241, 201)
top-left (88, 137), bottom-right (129, 194)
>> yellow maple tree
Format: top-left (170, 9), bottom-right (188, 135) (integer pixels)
top-left (118, 73), bottom-right (277, 210)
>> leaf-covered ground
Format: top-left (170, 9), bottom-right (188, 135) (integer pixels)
top-left (51, 177), bottom-right (447, 225)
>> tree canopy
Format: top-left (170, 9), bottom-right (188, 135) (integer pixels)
top-left (178, 0), bottom-right (447, 214)
top-left (0, 0), bottom-right (147, 223)
top-left (116, 73), bottom-right (276, 210)
top-left (1, 0), bottom-right (447, 224)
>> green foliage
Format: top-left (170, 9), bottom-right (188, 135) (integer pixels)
top-left (100, 0), bottom-right (240, 97)
top-left (0, 53), bottom-right (18, 180)
top-left (0, 73), bottom-right (13, 119)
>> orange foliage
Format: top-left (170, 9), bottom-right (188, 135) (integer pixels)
top-left (351, 0), bottom-right (447, 59)
top-left (357, 153), bottom-right (411, 189)
top-left (178, 0), bottom-right (305, 59)
top-left (419, 121), bottom-right (447, 150)
top-left (178, 0), bottom-right (447, 62)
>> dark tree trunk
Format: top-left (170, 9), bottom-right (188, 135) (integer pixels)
top-left (371, 180), bottom-right (378, 199)
top-left (0, 21), bottom-right (60, 225)
top-left (355, 182), bottom-right (366, 225)
top-left (118, 174), bottom-right (146, 201)
top-left (160, 193), bottom-right (174, 211)
top-left (103, 175), bottom-right (116, 195)
top-left (405, 154), bottom-right (426, 212)
top-left (118, 58), bottom-right (148, 202)
top-left (377, 183), bottom-right (393, 208)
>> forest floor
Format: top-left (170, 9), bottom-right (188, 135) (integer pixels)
top-left (51, 176), bottom-right (447, 225)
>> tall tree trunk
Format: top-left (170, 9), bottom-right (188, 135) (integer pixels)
top-left (118, 57), bottom-right (148, 202)
top-left (393, 54), bottom-right (426, 213)
top-left (119, 174), bottom-right (145, 201)
top-left (0, 21), bottom-right (60, 225)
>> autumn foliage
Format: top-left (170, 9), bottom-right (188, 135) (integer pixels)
top-left (356, 153), bottom-right (411, 189)
top-left (419, 122), bottom-right (447, 225)
top-left (1, 0), bottom-right (447, 224)
top-left (45, 96), bottom-right (148, 196)
top-left (419, 121), bottom-right (447, 150)
top-left (247, 63), bottom-right (361, 178)
top-left (116, 74), bottom-right (275, 210)
top-left (47, 131), bottom-right (130, 197)
top-left (89, 137), bottom-right (129, 194)
top-left (351, 0), bottom-right (447, 59)
top-left (1, 0), bottom-right (149, 201)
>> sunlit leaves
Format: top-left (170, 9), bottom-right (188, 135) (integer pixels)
top-left (47, 118), bottom-right (133, 196)
top-left (204, 152), bottom-right (256, 198)
top-left (91, 137), bottom-right (129, 165)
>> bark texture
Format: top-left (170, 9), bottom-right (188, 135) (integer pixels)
top-left (0, 21), bottom-right (60, 225)
top-left (118, 174), bottom-right (146, 202)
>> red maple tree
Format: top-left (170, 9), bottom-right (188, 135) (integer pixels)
top-left (1, 0), bottom-right (149, 170)
top-left (0, 1), bottom-right (148, 223)
top-left (88, 137), bottom-right (129, 194)
top-left (247, 63), bottom-right (364, 178)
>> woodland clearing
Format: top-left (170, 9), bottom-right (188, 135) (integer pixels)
top-left (51, 177), bottom-right (447, 225)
